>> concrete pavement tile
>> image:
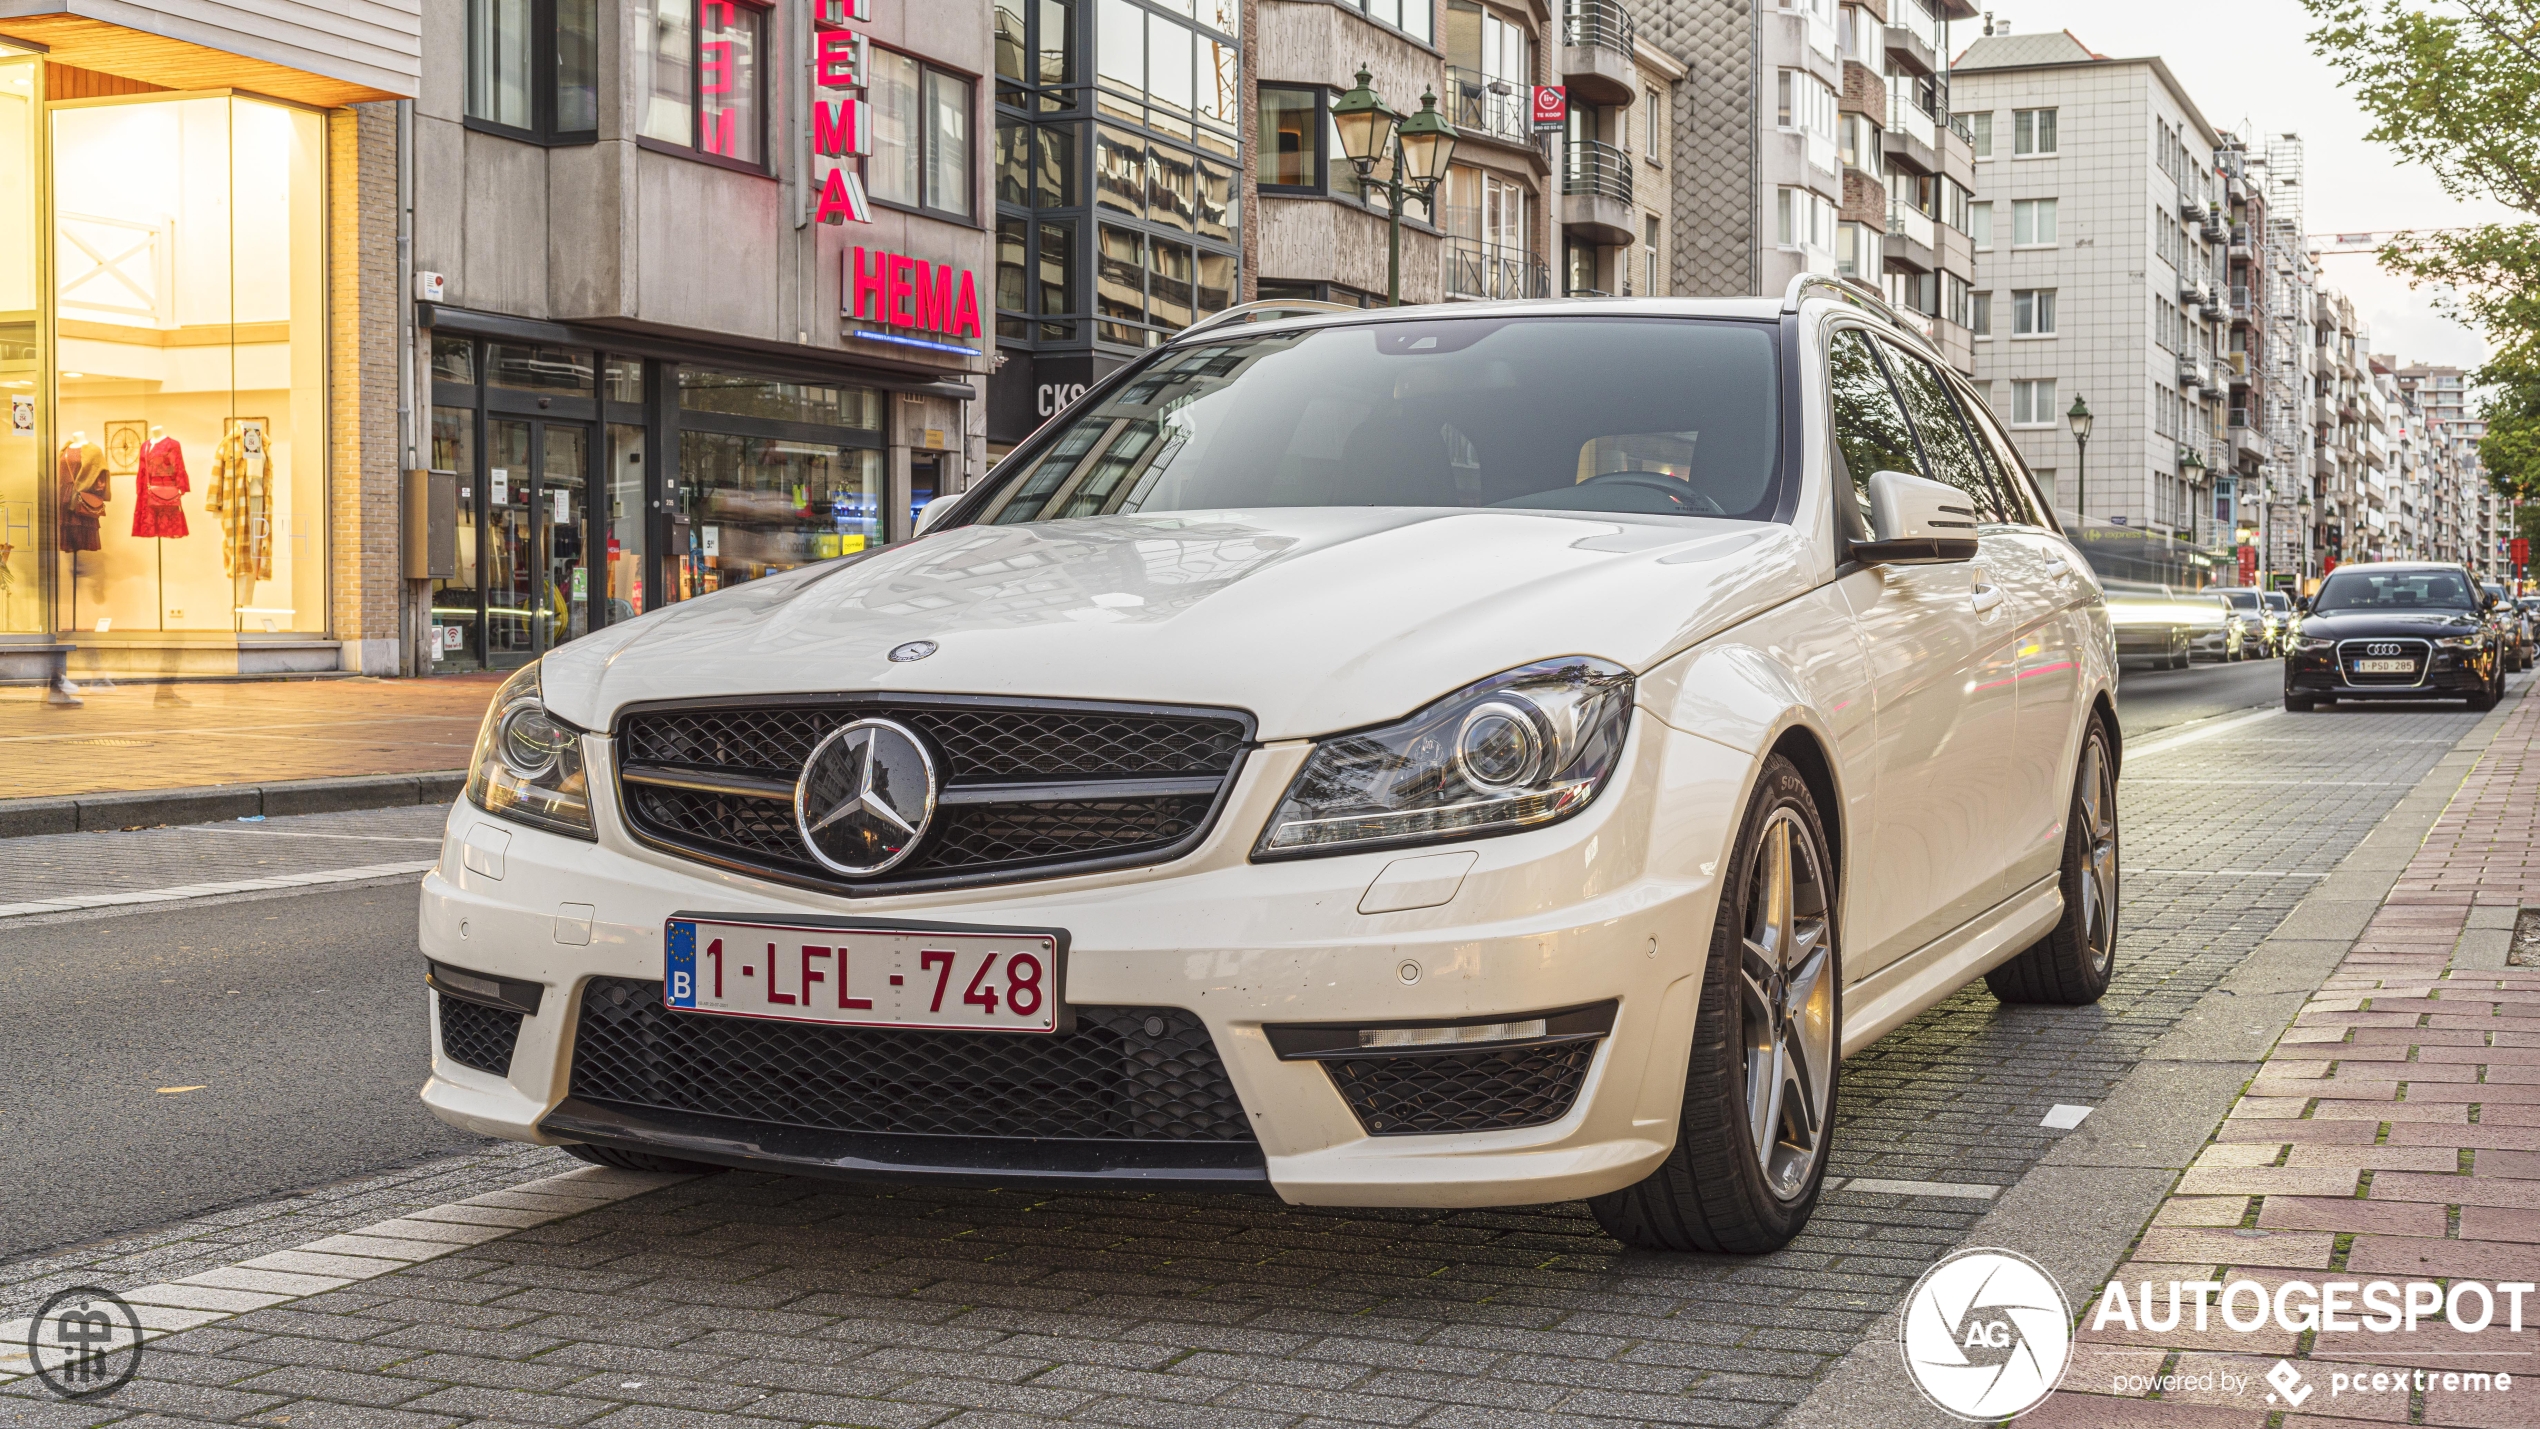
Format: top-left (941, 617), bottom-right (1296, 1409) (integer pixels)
top-left (2154, 1197), bottom-right (2258, 1226)
top-left (2175, 1166), bottom-right (2362, 1196)
top-left (2254, 1196), bottom-right (2448, 1237)
top-left (2131, 1227), bottom-right (2337, 1269)
top-left (2043, 1062), bottom-right (2265, 1169)
top-left (2456, 1205), bottom-right (2540, 1241)
top-left (2342, 1234), bottom-right (2540, 1279)
top-left (395, 1384), bottom-right (622, 1425)
top-left (117, 1282), bottom-right (294, 1313)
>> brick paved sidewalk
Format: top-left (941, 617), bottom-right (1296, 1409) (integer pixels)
top-left (2037, 693), bottom-right (2540, 1427)
top-left (0, 675), bottom-right (498, 800)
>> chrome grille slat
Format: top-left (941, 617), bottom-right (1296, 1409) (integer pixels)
top-left (614, 696), bottom-right (1252, 895)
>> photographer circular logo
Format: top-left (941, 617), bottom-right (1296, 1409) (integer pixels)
top-left (1899, 1248), bottom-right (2072, 1421)
top-left (23, 1286), bottom-right (143, 1400)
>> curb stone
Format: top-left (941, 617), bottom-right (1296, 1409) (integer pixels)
top-left (0, 770), bottom-right (466, 839)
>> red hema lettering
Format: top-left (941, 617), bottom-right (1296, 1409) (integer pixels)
top-left (816, 29), bottom-right (867, 86)
top-left (816, 168), bottom-right (871, 225)
top-left (850, 247), bottom-right (889, 317)
top-left (813, 97), bottom-right (870, 157)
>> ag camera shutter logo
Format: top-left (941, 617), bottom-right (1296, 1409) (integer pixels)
top-left (1899, 1248), bottom-right (2073, 1420)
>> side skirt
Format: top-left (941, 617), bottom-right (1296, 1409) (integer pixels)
top-left (1838, 875), bottom-right (2063, 1059)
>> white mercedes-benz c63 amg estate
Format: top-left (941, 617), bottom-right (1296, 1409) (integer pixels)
top-left (420, 277), bottom-right (2119, 1254)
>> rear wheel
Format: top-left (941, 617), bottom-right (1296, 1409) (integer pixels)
top-left (1988, 717), bottom-right (2118, 1006)
top-left (562, 1143), bottom-right (726, 1175)
top-left (1590, 755), bottom-right (1837, 1255)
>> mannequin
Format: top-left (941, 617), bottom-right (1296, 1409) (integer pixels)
top-left (58, 430), bottom-right (107, 553)
top-left (205, 423), bottom-right (272, 581)
top-left (133, 423), bottom-right (189, 539)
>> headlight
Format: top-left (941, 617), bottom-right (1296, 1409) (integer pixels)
top-left (2293, 635), bottom-right (2335, 653)
top-left (465, 660), bottom-right (595, 839)
top-left (1255, 657), bottom-right (1634, 858)
top-left (2436, 634), bottom-right (2485, 649)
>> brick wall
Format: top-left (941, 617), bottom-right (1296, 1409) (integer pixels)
top-left (327, 102), bottom-right (401, 673)
top-left (1839, 57), bottom-right (1884, 118)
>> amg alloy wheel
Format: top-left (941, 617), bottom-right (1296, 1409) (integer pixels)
top-left (1591, 755), bottom-right (1837, 1254)
top-left (1988, 717), bottom-right (2118, 1005)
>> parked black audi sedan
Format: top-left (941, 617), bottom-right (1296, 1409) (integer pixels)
top-left (2284, 561), bottom-right (2505, 712)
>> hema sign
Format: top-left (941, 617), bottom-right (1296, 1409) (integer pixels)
top-left (846, 248), bottom-right (983, 343)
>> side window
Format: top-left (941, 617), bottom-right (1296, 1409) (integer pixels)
top-left (1876, 338), bottom-right (2011, 523)
top-left (1952, 379), bottom-right (2053, 527)
top-left (1826, 328), bottom-right (1921, 537)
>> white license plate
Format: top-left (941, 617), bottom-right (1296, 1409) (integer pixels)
top-left (663, 917), bottom-right (1063, 1033)
top-left (2354, 658), bottom-right (2415, 674)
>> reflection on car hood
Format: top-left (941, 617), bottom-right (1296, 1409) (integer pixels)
top-left (2296, 610), bottom-right (2484, 640)
top-left (538, 508), bottom-right (1816, 740)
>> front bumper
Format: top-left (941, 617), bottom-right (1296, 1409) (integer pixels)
top-left (418, 714), bottom-right (1751, 1208)
top-left (2284, 647), bottom-right (2492, 699)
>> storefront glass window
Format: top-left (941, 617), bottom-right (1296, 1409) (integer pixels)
top-left (676, 432), bottom-right (883, 596)
top-left (0, 52), bottom-right (39, 633)
top-left (679, 369), bottom-right (879, 427)
top-left (603, 355), bottom-right (644, 403)
top-left (487, 344), bottom-right (594, 393)
top-left (429, 409), bottom-right (480, 667)
top-left (51, 94), bottom-right (328, 639)
top-left (606, 423), bottom-right (647, 621)
top-left (431, 336), bottom-right (476, 385)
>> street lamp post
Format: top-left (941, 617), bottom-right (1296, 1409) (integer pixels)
top-left (1331, 68), bottom-right (1458, 306)
top-left (2065, 395), bottom-right (2093, 524)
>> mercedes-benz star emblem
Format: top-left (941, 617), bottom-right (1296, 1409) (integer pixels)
top-left (888, 640), bottom-right (938, 662)
top-left (794, 718), bottom-right (938, 876)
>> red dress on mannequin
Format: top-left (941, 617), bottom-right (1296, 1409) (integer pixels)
top-left (133, 436), bottom-right (189, 538)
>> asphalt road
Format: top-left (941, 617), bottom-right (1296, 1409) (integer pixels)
top-left (2113, 652), bottom-right (2283, 735)
top-left (0, 883), bottom-right (486, 1261)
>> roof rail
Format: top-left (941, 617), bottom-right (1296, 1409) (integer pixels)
top-left (1178, 297), bottom-right (1357, 339)
top-left (1781, 271), bottom-right (1915, 328)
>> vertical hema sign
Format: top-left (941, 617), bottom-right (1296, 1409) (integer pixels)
top-left (811, 0), bottom-right (874, 223)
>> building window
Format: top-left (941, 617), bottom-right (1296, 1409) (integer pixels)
top-left (1970, 291), bottom-right (1992, 337)
top-left (2011, 288), bottom-right (2057, 335)
top-left (636, 0), bottom-right (767, 168)
top-left (1257, 86), bottom-right (1323, 190)
top-left (2011, 197), bottom-right (2057, 246)
top-left (871, 50), bottom-right (977, 219)
top-left (2013, 106), bottom-right (2057, 156)
top-left (1834, 220), bottom-right (1877, 278)
top-left (1644, 214), bottom-right (1662, 296)
top-left (1354, 0), bottom-right (1433, 42)
top-left (1968, 199), bottom-right (1991, 248)
top-left (1645, 88), bottom-right (1664, 163)
top-left (1968, 110), bottom-right (1992, 158)
top-left (1777, 67), bottom-right (1838, 174)
top-left (466, 0), bottom-right (598, 142)
top-left (1777, 186), bottom-right (1835, 251)
top-left (1946, 273), bottom-right (1972, 329)
top-left (1839, 112), bottom-right (1877, 171)
top-left (2010, 377), bottom-right (2058, 427)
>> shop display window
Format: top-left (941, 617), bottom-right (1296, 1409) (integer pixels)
top-left (679, 369), bottom-right (878, 428)
top-left (49, 93), bottom-right (327, 639)
top-left (0, 52), bottom-right (38, 633)
top-left (676, 431), bottom-right (882, 597)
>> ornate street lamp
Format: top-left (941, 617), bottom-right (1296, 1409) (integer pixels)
top-left (1333, 68), bottom-right (1458, 306)
top-left (2066, 395), bottom-right (2094, 522)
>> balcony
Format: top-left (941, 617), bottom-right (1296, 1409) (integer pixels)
top-left (2228, 284), bottom-right (2255, 325)
top-left (1445, 66), bottom-right (1538, 154)
top-left (1884, 23), bottom-right (1938, 76)
top-left (1887, 83), bottom-right (1937, 161)
top-left (2228, 224), bottom-right (2253, 258)
top-left (1561, 0), bottom-right (1637, 104)
top-left (1561, 137), bottom-right (1637, 244)
top-left (1886, 198), bottom-right (1936, 270)
top-left (1443, 235), bottom-right (1551, 301)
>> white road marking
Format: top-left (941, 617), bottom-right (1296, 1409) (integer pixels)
top-left (185, 826), bottom-right (444, 844)
top-left (2041, 1104), bottom-right (2094, 1130)
top-left (1822, 1177), bottom-right (2002, 1200)
top-left (2124, 706), bottom-right (2282, 761)
top-left (0, 860), bottom-right (436, 919)
top-left (0, 1165), bottom-right (685, 1384)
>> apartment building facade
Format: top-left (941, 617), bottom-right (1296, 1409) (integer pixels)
top-left (1954, 28), bottom-right (2228, 542)
top-left (2390, 362), bottom-right (2502, 577)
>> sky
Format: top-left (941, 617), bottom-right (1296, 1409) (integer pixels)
top-left (1968, 0), bottom-right (2516, 370)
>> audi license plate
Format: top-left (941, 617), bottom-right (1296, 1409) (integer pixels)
top-left (2354, 658), bottom-right (2415, 674)
top-left (663, 917), bottom-right (1063, 1033)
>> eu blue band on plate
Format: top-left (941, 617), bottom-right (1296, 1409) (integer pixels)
top-left (665, 920), bottom-right (698, 1007)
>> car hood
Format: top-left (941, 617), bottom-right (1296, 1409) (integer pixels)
top-left (2296, 610), bottom-right (2485, 640)
top-left (539, 508), bottom-right (1815, 740)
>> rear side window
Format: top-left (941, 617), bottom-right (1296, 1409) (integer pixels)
top-left (1877, 338), bottom-right (2012, 523)
top-left (1949, 376), bottom-right (2050, 526)
top-left (1826, 327), bottom-right (1920, 534)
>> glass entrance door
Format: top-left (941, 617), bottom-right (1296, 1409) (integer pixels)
top-left (479, 416), bottom-right (592, 666)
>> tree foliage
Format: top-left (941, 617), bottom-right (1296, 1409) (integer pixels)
top-left (2304, 1), bottom-right (2540, 501)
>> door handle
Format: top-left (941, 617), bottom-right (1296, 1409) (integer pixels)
top-left (1971, 582), bottom-right (2004, 614)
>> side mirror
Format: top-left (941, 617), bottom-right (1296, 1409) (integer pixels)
top-left (913, 494), bottom-right (960, 536)
top-left (1852, 470), bottom-right (1980, 565)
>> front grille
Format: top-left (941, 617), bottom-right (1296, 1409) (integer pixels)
top-left (617, 697), bottom-right (1251, 894)
top-left (568, 977), bottom-right (1254, 1142)
top-left (439, 995), bottom-right (524, 1076)
top-left (2337, 638), bottom-right (2431, 686)
top-left (1322, 1042), bottom-right (1598, 1135)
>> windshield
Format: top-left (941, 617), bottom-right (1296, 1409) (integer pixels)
top-left (2223, 591), bottom-right (2260, 609)
top-left (2313, 568), bottom-right (2476, 613)
top-left (973, 317), bottom-right (1783, 524)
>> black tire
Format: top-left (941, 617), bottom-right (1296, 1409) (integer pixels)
top-left (2469, 683), bottom-right (2498, 712)
top-left (2285, 691), bottom-right (2315, 712)
top-left (562, 1142), bottom-right (726, 1175)
top-left (1987, 717), bottom-right (2118, 1006)
top-left (1590, 755), bottom-right (1839, 1255)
